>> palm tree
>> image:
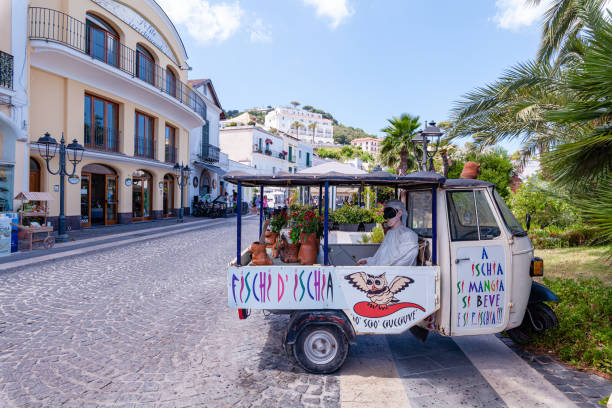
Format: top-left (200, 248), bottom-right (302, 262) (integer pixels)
top-left (308, 123), bottom-right (317, 144)
top-left (291, 121), bottom-right (303, 139)
top-left (379, 114), bottom-right (420, 176)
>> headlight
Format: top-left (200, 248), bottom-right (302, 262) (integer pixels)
top-left (530, 257), bottom-right (544, 277)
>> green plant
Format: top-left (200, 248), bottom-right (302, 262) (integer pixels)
top-left (359, 225), bottom-right (385, 244)
top-left (269, 211), bottom-right (287, 233)
top-left (528, 277), bottom-right (612, 375)
top-left (379, 113), bottom-right (420, 176)
top-left (227, 122), bottom-right (238, 127)
top-left (371, 203), bottom-right (385, 224)
top-left (331, 204), bottom-right (370, 224)
top-left (288, 225), bottom-right (300, 244)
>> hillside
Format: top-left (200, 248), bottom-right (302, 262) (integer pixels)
top-left (223, 104), bottom-right (377, 145)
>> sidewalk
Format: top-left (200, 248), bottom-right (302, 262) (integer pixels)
top-left (0, 214), bottom-right (254, 271)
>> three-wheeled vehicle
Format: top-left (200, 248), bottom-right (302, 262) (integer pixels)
top-left (225, 170), bottom-right (559, 374)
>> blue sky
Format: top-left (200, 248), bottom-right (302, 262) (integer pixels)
top-left (158, 0), bottom-right (552, 153)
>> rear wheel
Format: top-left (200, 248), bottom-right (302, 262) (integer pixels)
top-left (507, 302), bottom-right (558, 344)
top-left (293, 324), bottom-right (348, 374)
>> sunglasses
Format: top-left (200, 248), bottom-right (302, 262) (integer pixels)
top-left (383, 207), bottom-right (399, 220)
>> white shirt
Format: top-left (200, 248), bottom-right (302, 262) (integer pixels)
top-left (361, 226), bottom-right (419, 266)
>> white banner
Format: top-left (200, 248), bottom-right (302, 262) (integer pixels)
top-left (455, 245), bottom-right (506, 331)
top-left (228, 265), bottom-right (439, 334)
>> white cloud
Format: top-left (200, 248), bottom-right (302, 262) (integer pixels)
top-left (249, 18), bottom-right (272, 43)
top-left (492, 0), bottom-right (547, 30)
top-left (157, 0), bottom-right (243, 43)
top-left (493, 0), bottom-right (612, 30)
top-left (303, 0), bottom-right (354, 29)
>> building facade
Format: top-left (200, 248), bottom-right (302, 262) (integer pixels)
top-left (24, 0), bottom-right (206, 229)
top-left (351, 137), bottom-right (380, 156)
top-left (264, 106), bottom-right (333, 144)
top-left (219, 125), bottom-right (288, 175)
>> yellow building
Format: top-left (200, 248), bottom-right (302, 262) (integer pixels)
top-left (22, 0), bottom-right (206, 229)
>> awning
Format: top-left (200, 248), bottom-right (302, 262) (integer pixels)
top-left (195, 162), bottom-right (226, 176)
top-left (14, 192), bottom-right (54, 201)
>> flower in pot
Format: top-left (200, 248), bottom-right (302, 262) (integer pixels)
top-left (297, 209), bottom-right (322, 265)
top-left (280, 227), bottom-right (300, 263)
top-left (266, 210), bottom-right (287, 252)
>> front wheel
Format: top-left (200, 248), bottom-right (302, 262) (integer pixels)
top-left (293, 324), bottom-right (348, 374)
top-left (507, 302), bottom-right (558, 344)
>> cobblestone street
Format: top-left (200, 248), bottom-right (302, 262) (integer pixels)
top-left (0, 218), bottom-right (338, 407)
top-left (0, 217), bottom-right (609, 407)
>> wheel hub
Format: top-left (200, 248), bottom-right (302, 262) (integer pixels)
top-left (304, 330), bottom-right (338, 365)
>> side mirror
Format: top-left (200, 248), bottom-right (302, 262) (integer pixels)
top-left (525, 213), bottom-right (531, 231)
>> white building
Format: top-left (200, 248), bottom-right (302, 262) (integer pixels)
top-left (265, 106), bottom-right (333, 144)
top-left (219, 125), bottom-right (288, 175)
top-left (351, 137), bottom-right (380, 156)
top-left (187, 79), bottom-right (225, 211)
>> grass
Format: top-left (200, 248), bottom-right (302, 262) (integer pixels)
top-left (526, 246), bottom-right (612, 377)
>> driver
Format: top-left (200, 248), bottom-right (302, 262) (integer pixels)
top-left (356, 199), bottom-right (419, 266)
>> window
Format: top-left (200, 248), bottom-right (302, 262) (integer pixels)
top-left (136, 45), bottom-right (155, 85)
top-left (134, 112), bottom-right (154, 158)
top-left (165, 125), bottom-right (176, 163)
top-left (299, 150), bottom-right (302, 159)
top-left (408, 190), bottom-right (432, 237)
top-left (166, 69), bottom-right (177, 97)
top-left (447, 190), bottom-right (501, 241)
top-left (493, 188), bottom-right (526, 236)
top-left (86, 14), bottom-right (119, 67)
top-left (84, 94), bottom-right (119, 152)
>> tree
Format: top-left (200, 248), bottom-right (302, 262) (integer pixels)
top-left (308, 123), bottom-right (317, 144)
top-left (291, 121), bottom-right (303, 139)
top-left (333, 124), bottom-right (375, 145)
top-left (379, 114), bottom-right (420, 176)
top-left (290, 101), bottom-right (300, 108)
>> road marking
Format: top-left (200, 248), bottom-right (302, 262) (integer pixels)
top-left (455, 334), bottom-right (577, 407)
top-left (0, 217), bottom-right (255, 271)
top-left (340, 335), bottom-right (411, 408)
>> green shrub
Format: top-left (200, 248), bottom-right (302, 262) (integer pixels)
top-left (528, 226), bottom-right (600, 249)
top-left (330, 204), bottom-right (371, 224)
top-left (360, 225), bottom-right (385, 244)
top-left (531, 277), bottom-right (612, 375)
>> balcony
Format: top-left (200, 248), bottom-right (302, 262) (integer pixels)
top-left (28, 7), bottom-right (206, 120)
top-left (199, 143), bottom-right (220, 163)
top-left (289, 155), bottom-right (297, 163)
top-left (165, 145), bottom-right (177, 164)
top-left (134, 138), bottom-right (155, 160)
top-left (84, 125), bottom-right (120, 153)
top-left (0, 51), bottom-right (13, 90)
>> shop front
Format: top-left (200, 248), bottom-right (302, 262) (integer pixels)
top-left (80, 163), bottom-right (118, 228)
top-left (162, 173), bottom-right (175, 217)
top-left (132, 170), bottom-right (152, 222)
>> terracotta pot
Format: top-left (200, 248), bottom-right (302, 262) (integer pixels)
top-left (298, 232), bottom-right (319, 265)
top-left (264, 231), bottom-right (279, 248)
top-left (249, 242), bottom-right (273, 265)
top-left (281, 239), bottom-right (300, 263)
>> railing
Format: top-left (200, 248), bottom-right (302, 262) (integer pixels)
top-left (28, 7), bottom-right (206, 119)
top-left (134, 137), bottom-right (156, 160)
top-left (0, 51), bottom-right (13, 90)
top-left (165, 145), bottom-right (177, 163)
top-left (84, 125), bottom-right (120, 153)
top-left (199, 143), bottom-right (220, 163)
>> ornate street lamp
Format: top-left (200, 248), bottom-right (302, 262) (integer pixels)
top-left (174, 162), bottom-right (191, 223)
top-left (36, 132), bottom-right (84, 242)
top-left (412, 121), bottom-right (443, 172)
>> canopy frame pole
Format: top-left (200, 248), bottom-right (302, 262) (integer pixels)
top-left (432, 185), bottom-right (437, 265)
top-left (259, 185), bottom-right (264, 236)
top-left (394, 185), bottom-right (399, 199)
top-left (318, 185), bottom-right (322, 215)
top-left (324, 181), bottom-right (329, 266)
top-left (236, 181), bottom-right (242, 266)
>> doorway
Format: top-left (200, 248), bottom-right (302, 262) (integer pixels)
top-left (162, 174), bottom-right (174, 217)
top-left (80, 164), bottom-right (118, 228)
top-left (132, 170), bottom-right (152, 221)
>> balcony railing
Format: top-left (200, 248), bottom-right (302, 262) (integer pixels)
top-left (0, 51), bottom-right (13, 90)
top-left (28, 7), bottom-right (207, 119)
top-left (165, 145), bottom-right (177, 163)
top-left (84, 125), bottom-right (120, 153)
top-left (252, 144), bottom-right (285, 159)
top-left (199, 143), bottom-right (220, 163)
top-left (134, 138), bottom-right (156, 160)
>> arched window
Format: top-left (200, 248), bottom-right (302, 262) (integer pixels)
top-left (29, 158), bottom-right (41, 192)
top-left (136, 45), bottom-right (155, 85)
top-left (166, 68), bottom-right (177, 97)
top-left (86, 13), bottom-right (119, 67)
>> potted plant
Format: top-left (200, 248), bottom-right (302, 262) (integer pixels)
top-left (266, 210), bottom-right (287, 254)
top-left (280, 227), bottom-right (300, 263)
top-left (296, 209), bottom-right (323, 265)
top-left (333, 204), bottom-right (362, 231)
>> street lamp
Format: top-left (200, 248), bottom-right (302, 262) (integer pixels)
top-left (36, 132), bottom-right (84, 242)
top-left (412, 121), bottom-right (443, 172)
top-left (173, 162), bottom-right (191, 223)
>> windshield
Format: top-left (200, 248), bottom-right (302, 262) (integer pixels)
top-left (493, 188), bottom-right (526, 236)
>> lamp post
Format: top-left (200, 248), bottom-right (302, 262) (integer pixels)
top-left (36, 132), bottom-right (84, 242)
top-left (173, 162), bottom-right (191, 223)
top-left (412, 121), bottom-right (443, 172)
